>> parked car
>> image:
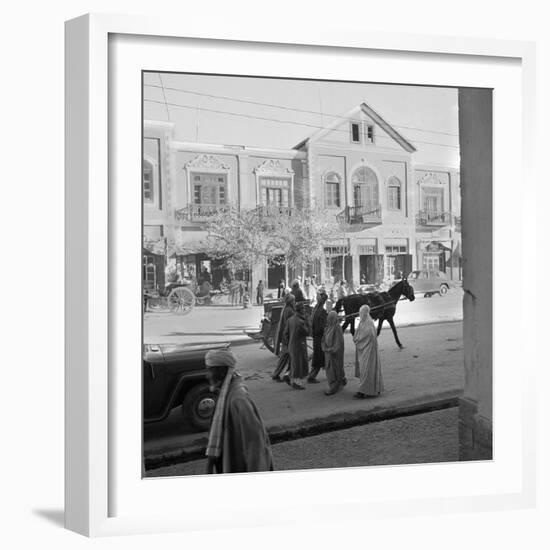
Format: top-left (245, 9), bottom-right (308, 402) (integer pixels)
top-left (407, 270), bottom-right (451, 297)
top-left (143, 341), bottom-right (230, 431)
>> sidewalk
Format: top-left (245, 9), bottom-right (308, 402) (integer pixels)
top-left (144, 321), bottom-right (464, 470)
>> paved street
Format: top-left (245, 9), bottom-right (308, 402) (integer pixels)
top-left (144, 287), bottom-right (463, 345)
top-left (147, 407), bottom-right (459, 477)
top-left (144, 319), bottom-right (464, 469)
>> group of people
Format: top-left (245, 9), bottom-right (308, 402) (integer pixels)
top-left (272, 280), bottom-right (384, 399)
top-left (201, 278), bottom-right (385, 475)
top-left (276, 275), bottom-right (321, 302)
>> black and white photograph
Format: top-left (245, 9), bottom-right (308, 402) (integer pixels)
top-left (141, 72), bottom-right (492, 477)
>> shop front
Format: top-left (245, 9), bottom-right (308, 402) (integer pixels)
top-left (417, 240), bottom-right (453, 276)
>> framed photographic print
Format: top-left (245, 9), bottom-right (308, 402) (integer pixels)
top-left (65, 13), bottom-right (536, 536)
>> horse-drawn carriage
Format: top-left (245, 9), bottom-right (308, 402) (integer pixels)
top-left (248, 278), bottom-right (417, 353)
top-left (143, 280), bottom-right (229, 315)
top-left (246, 298), bottom-right (313, 353)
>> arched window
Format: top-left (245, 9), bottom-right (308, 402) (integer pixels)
top-left (324, 172), bottom-right (341, 208)
top-left (352, 166), bottom-right (379, 212)
top-left (387, 176), bottom-right (402, 210)
top-left (143, 160), bottom-right (154, 203)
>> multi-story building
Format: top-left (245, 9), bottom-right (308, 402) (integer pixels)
top-left (143, 102), bottom-right (461, 292)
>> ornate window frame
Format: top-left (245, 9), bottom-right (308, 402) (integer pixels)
top-left (184, 154), bottom-right (232, 206)
top-left (253, 159), bottom-right (295, 207)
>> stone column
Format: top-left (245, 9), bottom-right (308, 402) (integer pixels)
top-left (458, 88), bottom-right (493, 460)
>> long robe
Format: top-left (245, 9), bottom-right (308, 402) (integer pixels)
top-left (274, 296), bottom-right (295, 356)
top-left (322, 312), bottom-right (346, 392)
top-left (353, 310), bottom-right (384, 396)
top-left (308, 302), bottom-right (327, 379)
top-left (284, 313), bottom-right (309, 380)
top-left (217, 377), bottom-right (273, 473)
top-left (291, 287), bottom-right (306, 303)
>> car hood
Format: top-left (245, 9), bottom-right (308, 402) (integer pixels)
top-left (143, 341), bottom-right (230, 362)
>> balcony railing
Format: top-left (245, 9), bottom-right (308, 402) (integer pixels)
top-left (175, 204), bottom-right (225, 222)
top-left (255, 205), bottom-right (294, 217)
top-left (415, 210), bottom-right (452, 227)
top-left (336, 204), bottom-right (382, 226)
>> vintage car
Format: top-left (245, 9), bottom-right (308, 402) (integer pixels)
top-left (143, 341), bottom-right (230, 431)
top-left (407, 270), bottom-right (451, 297)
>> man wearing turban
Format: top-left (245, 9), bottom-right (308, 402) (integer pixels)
top-left (204, 348), bottom-right (273, 474)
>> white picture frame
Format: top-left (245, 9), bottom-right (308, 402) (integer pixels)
top-left (65, 13), bottom-right (536, 537)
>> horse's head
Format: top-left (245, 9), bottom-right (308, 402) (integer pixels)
top-left (402, 278), bottom-right (416, 302)
top-left (334, 298), bottom-right (343, 313)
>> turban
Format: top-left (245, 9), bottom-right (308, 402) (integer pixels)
top-left (204, 348), bottom-right (237, 369)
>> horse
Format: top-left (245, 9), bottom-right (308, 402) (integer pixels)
top-left (334, 278), bottom-right (416, 349)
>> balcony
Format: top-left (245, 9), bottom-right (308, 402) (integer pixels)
top-left (415, 210), bottom-right (452, 229)
top-left (175, 204), bottom-right (225, 223)
top-left (255, 205), bottom-right (295, 219)
top-left (336, 204), bottom-right (382, 231)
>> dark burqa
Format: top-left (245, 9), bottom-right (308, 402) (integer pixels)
top-left (322, 311), bottom-right (346, 393)
top-left (308, 300), bottom-right (327, 380)
top-left (284, 310), bottom-right (309, 380)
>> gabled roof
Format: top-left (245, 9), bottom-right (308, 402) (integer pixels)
top-left (293, 102), bottom-right (417, 153)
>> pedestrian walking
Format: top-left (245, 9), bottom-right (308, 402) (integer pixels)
top-left (283, 302), bottom-right (309, 389)
top-left (238, 280), bottom-right (245, 304)
top-left (322, 311), bottom-right (346, 395)
top-left (352, 305), bottom-right (384, 399)
top-left (229, 279), bottom-right (240, 306)
top-left (304, 276), bottom-right (311, 301)
top-left (277, 279), bottom-right (286, 299)
top-left (290, 279), bottom-right (305, 303)
top-left (307, 291), bottom-right (328, 383)
top-left (204, 348), bottom-right (273, 473)
top-left (272, 293), bottom-right (296, 380)
top-left (256, 280), bottom-right (264, 306)
top-left (336, 280), bottom-right (348, 301)
top-left (310, 275), bottom-right (318, 302)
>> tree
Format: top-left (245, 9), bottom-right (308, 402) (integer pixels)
top-left (266, 206), bottom-right (339, 278)
top-left (197, 205), bottom-right (342, 285)
top-left (199, 206), bottom-right (276, 279)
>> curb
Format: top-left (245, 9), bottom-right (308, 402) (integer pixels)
top-left (144, 390), bottom-right (461, 471)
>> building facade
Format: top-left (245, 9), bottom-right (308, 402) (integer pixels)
top-left (143, 102), bottom-right (461, 292)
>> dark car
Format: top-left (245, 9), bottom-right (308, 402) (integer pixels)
top-left (407, 270), bottom-right (451, 297)
top-left (143, 341), bottom-right (230, 431)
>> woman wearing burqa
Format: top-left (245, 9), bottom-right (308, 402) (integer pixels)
top-left (353, 304), bottom-right (384, 398)
top-left (283, 302), bottom-right (310, 389)
top-left (321, 311), bottom-right (346, 395)
top-left (272, 293), bottom-right (295, 381)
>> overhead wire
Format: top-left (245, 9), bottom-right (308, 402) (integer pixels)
top-left (144, 82), bottom-right (459, 138)
top-left (143, 97), bottom-right (460, 149)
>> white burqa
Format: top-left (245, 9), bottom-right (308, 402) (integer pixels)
top-left (353, 305), bottom-right (384, 396)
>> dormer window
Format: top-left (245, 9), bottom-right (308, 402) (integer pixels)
top-left (350, 122), bottom-right (361, 143)
top-left (350, 122), bottom-right (375, 144)
top-left (365, 124), bottom-right (375, 144)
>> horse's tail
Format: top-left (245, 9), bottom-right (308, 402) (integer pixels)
top-left (334, 298), bottom-right (343, 312)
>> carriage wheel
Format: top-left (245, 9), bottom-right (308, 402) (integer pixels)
top-left (263, 333), bottom-right (275, 353)
top-left (168, 287), bottom-right (195, 315)
top-left (261, 321), bottom-right (275, 353)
